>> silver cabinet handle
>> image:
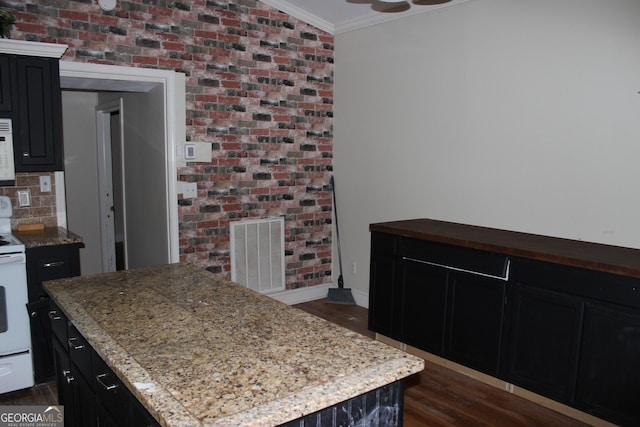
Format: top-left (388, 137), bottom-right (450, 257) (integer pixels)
top-left (23, 152), bottom-right (29, 158)
top-left (43, 261), bottom-right (65, 268)
top-left (48, 310), bottom-right (61, 320)
top-left (63, 369), bottom-right (74, 384)
top-left (96, 373), bottom-right (118, 391)
top-left (67, 337), bottom-right (84, 351)
top-left (402, 257), bottom-right (511, 282)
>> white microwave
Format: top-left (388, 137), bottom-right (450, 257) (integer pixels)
top-left (0, 118), bottom-right (16, 184)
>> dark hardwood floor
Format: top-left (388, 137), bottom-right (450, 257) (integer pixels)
top-left (1, 299), bottom-right (592, 426)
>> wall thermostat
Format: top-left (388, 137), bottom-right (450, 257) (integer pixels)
top-left (184, 144), bottom-right (196, 160)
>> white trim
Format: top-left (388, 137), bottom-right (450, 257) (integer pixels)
top-left (260, 0), bottom-right (334, 34)
top-left (0, 39), bottom-right (67, 57)
top-left (334, 0), bottom-right (472, 34)
top-left (260, 0), bottom-right (472, 35)
top-left (54, 172), bottom-right (67, 228)
top-left (268, 282), bottom-right (369, 308)
top-left (59, 62), bottom-right (185, 264)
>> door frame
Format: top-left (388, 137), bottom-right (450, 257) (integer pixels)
top-left (59, 61), bottom-right (185, 264)
top-left (95, 99), bottom-right (125, 272)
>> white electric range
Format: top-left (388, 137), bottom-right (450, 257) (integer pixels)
top-left (0, 195), bottom-right (33, 394)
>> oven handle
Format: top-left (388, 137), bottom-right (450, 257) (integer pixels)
top-left (0, 254), bottom-right (25, 264)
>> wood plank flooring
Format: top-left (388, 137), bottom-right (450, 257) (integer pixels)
top-left (1, 299), bottom-right (592, 426)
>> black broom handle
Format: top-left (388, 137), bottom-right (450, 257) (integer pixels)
top-left (331, 175), bottom-right (345, 288)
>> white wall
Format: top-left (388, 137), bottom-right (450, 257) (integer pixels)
top-left (62, 91), bottom-right (102, 275)
top-left (334, 0), bottom-right (640, 302)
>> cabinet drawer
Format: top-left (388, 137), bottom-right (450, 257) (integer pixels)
top-left (48, 301), bottom-right (68, 346)
top-left (93, 356), bottom-right (131, 426)
top-left (513, 258), bottom-right (640, 309)
top-left (68, 324), bottom-right (93, 387)
top-left (399, 238), bottom-right (510, 280)
top-left (371, 232), bottom-right (397, 256)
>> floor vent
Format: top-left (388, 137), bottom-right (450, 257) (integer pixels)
top-left (231, 217), bottom-right (285, 294)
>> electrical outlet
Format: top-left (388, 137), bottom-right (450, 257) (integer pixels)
top-left (40, 175), bottom-right (52, 192)
top-left (183, 182), bottom-right (197, 199)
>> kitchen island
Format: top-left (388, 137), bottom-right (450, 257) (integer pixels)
top-left (44, 262), bottom-right (423, 426)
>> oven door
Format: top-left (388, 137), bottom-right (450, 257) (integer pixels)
top-left (0, 253), bottom-right (30, 355)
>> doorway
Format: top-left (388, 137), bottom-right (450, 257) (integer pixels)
top-left (59, 63), bottom-right (184, 275)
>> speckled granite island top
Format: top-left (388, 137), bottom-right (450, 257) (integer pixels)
top-left (44, 263), bottom-right (424, 426)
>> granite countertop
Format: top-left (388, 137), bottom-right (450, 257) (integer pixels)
top-left (15, 226), bottom-right (84, 249)
top-left (44, 263), bottom-right (424, 427)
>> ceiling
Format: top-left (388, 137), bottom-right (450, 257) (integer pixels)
top-left (260, 0), bottom-right (471, 34)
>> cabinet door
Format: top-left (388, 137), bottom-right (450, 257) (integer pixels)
top-left (369, 253), bottom-right (395, 336)
top-left (52, 336), bottom-right (79, 427)
top-left (396, 259), bottom-right (448, 354)
top-left (0, 55), bottom-right (13, 112)
top-left (94, 355), bottom-right (132, 426)
top-left (446, 273), bottom-right (506, 376)
top-left (506, 283), bottom-right (583, 404)
top-left (27, 244), bottom-right (82, 301)
top-left (368, 233), bottom-right (396, 336)
top-left (576, 302), bottom-right (640, 426)
top-left (27, 298), bottom-right (55, 382)
top-left (15, 55), bottom-right (63, 171)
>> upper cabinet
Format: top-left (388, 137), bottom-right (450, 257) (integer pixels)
top-left (0, 55), bottom-right (13, 112)
top-left (2, 55), bottom-right (64, 171)
top-left (0, 40), bottom-right (67, 172)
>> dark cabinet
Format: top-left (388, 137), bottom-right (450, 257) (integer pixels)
top-left (369, 233), bottom-right (509, 377)
top-left (505, 283), bottom-right (583, 403)
top-left (368, 232), bottom-right (397, 337)
top-left (0, 53), bottom-right (63, 172)
top-left (0, 55), bottom-right (13, 112)
top-left (396, 259), bottom-right (448, 354)
top-left (50, 301), bottom-right (159, 427)
top-left (369, 219), bottom-right (640, 426)
top-left (50, 304), bottom-right (96, 427)
top-left (27, 243), bottom-right (81, 383)
top-left (576, 302), bottom-right (640, 426)
top-left (447, 273), bottom-right (506, 376)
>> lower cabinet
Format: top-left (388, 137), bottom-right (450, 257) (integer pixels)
top-left (505, 283), bottom-right (583, 404)
top-left (576, 302), bottom-right (640, 426)
top-left (369, 229), bottom-right (640, 426)
top-left (50, 301), bottom-right (159, 427)
top-left (27, 243), bottom-right (82, 383)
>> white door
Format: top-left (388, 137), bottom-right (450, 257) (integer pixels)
top-left (96, 99), bottom-right (125, 272)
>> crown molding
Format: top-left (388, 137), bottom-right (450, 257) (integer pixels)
top-left (0, 39), bottom-right (68, 58)
top-left (260, 0), bottom-right (335, 34)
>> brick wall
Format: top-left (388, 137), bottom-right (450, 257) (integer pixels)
top-left (3, 0), bottom-right (334, 289)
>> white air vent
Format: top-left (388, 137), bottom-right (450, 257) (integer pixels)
top-left (231, 217), bottom-right (285, 294)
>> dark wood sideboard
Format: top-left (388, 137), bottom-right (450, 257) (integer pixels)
top-left (369, 218), bottom-right (640, 427)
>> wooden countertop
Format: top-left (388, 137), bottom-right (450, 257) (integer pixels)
top-left (370, 218), bottom-right (640, 279)
top-left (44, 263), bottom-right (423, 427)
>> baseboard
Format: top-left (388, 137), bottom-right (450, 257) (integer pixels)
top-left (374, 333), bottom-right (617, 427)
top-left (268, 283), bottom-right (369, 307)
